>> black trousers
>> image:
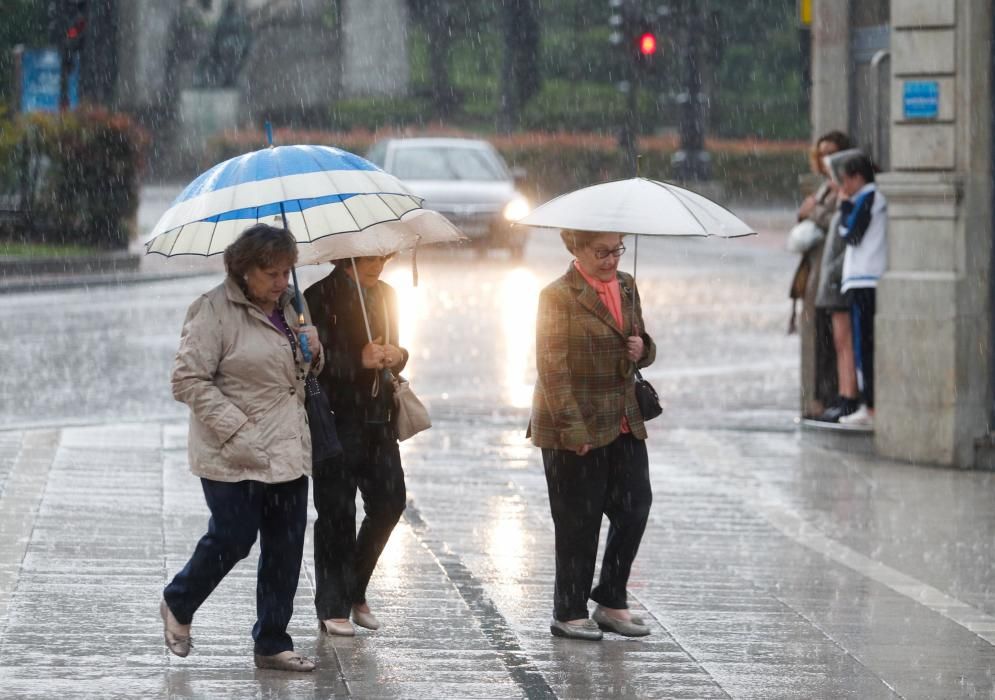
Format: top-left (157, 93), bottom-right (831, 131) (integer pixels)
top-left (163, 476), bottom-right (308, 656)
top-left (849, 288), bottom-right (876, 408)
top-left (313, 423), bottom-right (406, 620)
top-left (541, 433), bottom-right (652, 622)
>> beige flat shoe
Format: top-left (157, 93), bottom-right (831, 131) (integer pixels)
top-left (351, 606), bottom-right (381, 631)
top-left (550, 618), bottom-right (603, 641)
top-left (253, 650), bottom-right (316, 672)
top-left (319, 618), bottom-right (355, 636)
top-left (592, 607), bottom-right (651, 637)
top-left (160, 599), bottom-right (192, 658)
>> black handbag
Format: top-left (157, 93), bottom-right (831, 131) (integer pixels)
top-left (625, 305), bottom-right (660, 423)
top-left (305, 373), bottom-right (343, 463)
top-left (634, 369), bottom-right (662, 421)
top-left (288, 296), bottom-right (342, 464)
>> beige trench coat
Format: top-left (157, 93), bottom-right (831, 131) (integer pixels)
top-left (171, 277), bottom-right (324, 484)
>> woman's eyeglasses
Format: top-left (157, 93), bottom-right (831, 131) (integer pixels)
top-left (592, 245), bottom-right (626, 260)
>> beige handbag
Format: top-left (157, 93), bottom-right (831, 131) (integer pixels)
top-left (392, 374), bottom-right (431, 441)
top-left (381, 297), bottom-right (431, 441)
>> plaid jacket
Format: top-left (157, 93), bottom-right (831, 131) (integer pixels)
top-left (529, 264), bottom-right (656, 450)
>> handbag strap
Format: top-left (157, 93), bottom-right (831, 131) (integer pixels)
top-left (380, 295), bottom-right (390, 346)
top-left (370, 295), bottom-right (392, 399)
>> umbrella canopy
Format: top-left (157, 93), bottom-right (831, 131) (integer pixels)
top-left (295, 208), bottom-right (463, 265)
top-left (145, 144), bottom-right (463, 260)
top-left (515, 177), bottom-right (756, 238)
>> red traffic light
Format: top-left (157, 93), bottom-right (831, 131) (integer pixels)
top-left (638, 32), bottom-right (657, 56)
top-left (66, 19), bottom-right (86, 40)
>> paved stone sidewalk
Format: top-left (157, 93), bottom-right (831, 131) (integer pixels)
top-left (3, 412), bottom-right (995, 699)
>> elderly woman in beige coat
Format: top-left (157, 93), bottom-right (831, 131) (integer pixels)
top-left (159, 224), bottom-right (323, 672)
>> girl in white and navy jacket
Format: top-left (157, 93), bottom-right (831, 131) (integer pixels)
top-left (836, 153), bottom-right (887, 426)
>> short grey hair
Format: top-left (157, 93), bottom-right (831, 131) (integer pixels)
top-left (559, 229), bottom-right (625, 255)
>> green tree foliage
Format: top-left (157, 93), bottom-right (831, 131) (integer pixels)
top-left (707, 0), bottom-right (808, 138)
top-left (404, 0), bottom-right (806, 139)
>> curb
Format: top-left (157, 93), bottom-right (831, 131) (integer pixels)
top-left (0, 251), bottom-right (141, 276)
top-left (0, 269), bottom-right (213, 295)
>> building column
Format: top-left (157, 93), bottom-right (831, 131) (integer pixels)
top-left (810, 0), bottom-right (851, 138)
top-left (341, 0), bottom-right (410, 98)
top-left (875, 0), bottom-right (992, 467)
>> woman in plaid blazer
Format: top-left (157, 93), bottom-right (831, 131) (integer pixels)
top-left (529, 229), bottom-right (657, 641)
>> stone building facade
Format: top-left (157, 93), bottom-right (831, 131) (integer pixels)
top-left (808, 0), bottom-right (993, 468)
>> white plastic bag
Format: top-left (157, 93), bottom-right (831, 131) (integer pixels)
top-left (786, 219), bottom-right (824, 254)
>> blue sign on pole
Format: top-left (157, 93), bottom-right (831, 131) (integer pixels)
top-left (20, 48), bottom-right (79, 113)
top-left (903, 81), bottom-right (940, 120)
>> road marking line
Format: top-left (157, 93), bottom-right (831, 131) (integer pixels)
top-left (693, 431), bottom-right (995, 646)
top-left (403, 502), bottom-right (557, 700)
top-left (752, 500), bottom-right (995, 645)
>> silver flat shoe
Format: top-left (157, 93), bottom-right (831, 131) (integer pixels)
top-left (352, 606), bottom-right (380, 631)
top-left (592, 607), bottom-right (651, 637)
top-left (253, 650), bottom-right (316, 672)
top-left (550, 618), bottom-right (603, 641)
top-left (319, 618), bottom-right (355, 636)
top-left (160, 599), bottom-right (192, 658)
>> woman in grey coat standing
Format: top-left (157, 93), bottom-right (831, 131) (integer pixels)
top-left (812, 137), bottom-right (860, 422)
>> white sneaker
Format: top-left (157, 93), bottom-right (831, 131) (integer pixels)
top-left (839, 404), bottom-right (873, 426)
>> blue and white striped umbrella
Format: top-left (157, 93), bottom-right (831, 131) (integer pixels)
top-left (145, 144), bottom-right (462, 263)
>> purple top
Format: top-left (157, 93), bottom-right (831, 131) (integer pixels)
top-left (268, 308), bottom-right (297, 356)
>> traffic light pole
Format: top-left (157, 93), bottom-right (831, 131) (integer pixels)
top-left (674, 0), bottom-right (709, 181)
top-left (621, 61), bottom-right (639, 175)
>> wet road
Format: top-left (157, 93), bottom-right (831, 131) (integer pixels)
top-left (0, 216), bottom-right (798, 432)
top-left (3, 216), bottom-right (995, 698)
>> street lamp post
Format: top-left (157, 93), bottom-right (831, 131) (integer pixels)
top-left (673, 0), bottom-right (709, 182)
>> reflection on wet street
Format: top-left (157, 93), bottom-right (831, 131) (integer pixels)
top-left (3, 231), bottom-right (995, 698)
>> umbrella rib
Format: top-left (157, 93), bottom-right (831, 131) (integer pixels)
top-left (647, 178), bottom-right (756, 236)
top-left (378, 191), bottom-right (420, 218)
top-left (301, 146), bottom-right (366, 236)
top-left (205, 215), bottom-right (219, 257)
top-left (166, 225), bottom-right (182, 257)
top-left (298, 198), bottom-right (315, 242)
top-left (645, 179), bottom-right (711, 236)
top-left (339, 194), bottom-right (365, 235)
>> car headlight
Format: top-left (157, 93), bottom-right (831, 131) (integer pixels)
top-left (503, 196), bottom-right (530, 222)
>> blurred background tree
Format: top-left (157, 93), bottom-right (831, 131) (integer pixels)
top-left (403, 0), bottom-right (806, 139)
top-left (0, 0), bottom-right (48, 103)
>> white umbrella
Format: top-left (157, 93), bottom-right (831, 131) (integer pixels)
top-left (295, 209), bottom-right (463, 265)
top-left (515, 176), bottom-right (756, 315)
top-left (515, 177), bottom-right (756, 238)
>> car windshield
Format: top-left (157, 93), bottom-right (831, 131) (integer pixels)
top-left (391, 146), bottom-right (507, 182)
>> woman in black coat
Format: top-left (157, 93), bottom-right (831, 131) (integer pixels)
top-left (304, 255), bottom-right (408, 636)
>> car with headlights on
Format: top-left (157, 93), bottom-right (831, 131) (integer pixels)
top-left (366, 137), bottom-right (531, 259)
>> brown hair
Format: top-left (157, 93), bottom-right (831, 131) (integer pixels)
top-left (223, 223), bottom-right (298, 280)
top-left (809, 130), bottom-right (851, 174)
top-left (559, 229), bottom-right (625, 255)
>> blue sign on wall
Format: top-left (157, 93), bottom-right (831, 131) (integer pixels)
top-left (20, 48), bottom-right (78, 113)
top-left (903, 81), bottom-right (939, 120)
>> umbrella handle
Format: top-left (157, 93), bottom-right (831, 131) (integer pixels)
top-left (298, 313), bottom-right (312, 363)
top-left (287, 255), bottom-right (312, 364)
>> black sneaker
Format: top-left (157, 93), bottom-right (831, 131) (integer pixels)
top-left (816, 398), bottom-right (860, 423)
